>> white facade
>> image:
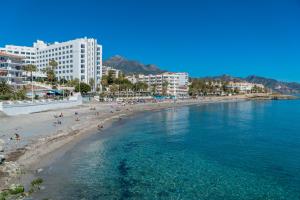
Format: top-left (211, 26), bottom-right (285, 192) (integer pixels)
top-left (0, 37), bottom-right (102, 88)
top-left (0, 45), bottom-right (36, 64)
top-left (135, 72), bottom-right (189, 97)
top-left (102, 65), bottom-right (121, 79)
top-left (0, 52), bottom-right (25, 87)
top-left (227, 81), bottom-right (265, 93)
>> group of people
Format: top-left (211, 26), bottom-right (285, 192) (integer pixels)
top-left (54, 112), bottom-right (64, 125)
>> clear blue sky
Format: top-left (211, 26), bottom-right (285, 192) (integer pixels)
top-left (1, 0), bottom-right (300, 82)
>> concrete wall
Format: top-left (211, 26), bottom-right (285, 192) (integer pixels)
top-left (0, 94), bottom-right (82, 116)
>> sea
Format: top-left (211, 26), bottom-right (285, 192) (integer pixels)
top-left (34, 98), bottom-right (300, 200)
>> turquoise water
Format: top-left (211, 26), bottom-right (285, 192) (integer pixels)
top-left (35, 100), bottom-right (300, 199)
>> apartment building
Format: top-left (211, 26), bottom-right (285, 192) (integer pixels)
top-left (135, 72), bottom-right (189, 97)
top-left (0, 52), bottom-right (25, 87)
top-left (227, 81), bottom-right (265, 93)
top-left (0, 37), bottom-right (102, 88)
top-left (102, 66), bottom-right (121, 79)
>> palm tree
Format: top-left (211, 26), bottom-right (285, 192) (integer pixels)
top-left (47, 60), bottom-right (58, 87)
top-left (151, 84), bottom-right (157, 96)
top-left (24, 64), bottom-right (37, 102)
top-left (162, 81), bottom-right (169, 96)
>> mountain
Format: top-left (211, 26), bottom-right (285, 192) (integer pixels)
top-left (103, 55), bottom-right (166, 75)
top-left (199, 74), bottom-right (300, 94)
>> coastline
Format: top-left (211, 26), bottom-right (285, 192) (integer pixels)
top-left (0, 93), bottom-right (297, 194)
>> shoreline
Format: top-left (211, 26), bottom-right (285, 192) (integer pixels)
top-left (0, 93), bottom-right (297, 194)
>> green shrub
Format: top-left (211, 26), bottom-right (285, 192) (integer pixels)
top-left (0, 191), bottom-right (9, 200)
top-left (9, 184), bottom-right (24, 195)
top-left (31, 178), bottom-right (43, 187)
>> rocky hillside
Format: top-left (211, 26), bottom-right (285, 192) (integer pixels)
top-left (103, 55), bottom-right (166, 75)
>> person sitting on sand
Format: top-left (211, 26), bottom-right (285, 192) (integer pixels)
top-left (75, 117), bottom-right (80, 121)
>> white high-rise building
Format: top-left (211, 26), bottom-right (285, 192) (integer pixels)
top-left (0, 37), bottom-right (102, 88)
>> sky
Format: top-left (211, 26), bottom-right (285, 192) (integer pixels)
top-left (1, 0), bottom-right (300, 82)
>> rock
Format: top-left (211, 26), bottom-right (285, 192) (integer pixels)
top-left (0, 154), bottom-right (5, 164)
top-left (0, 139), bottom-right (4, 152)
top-left (36, 168), bottom-right (43, 173)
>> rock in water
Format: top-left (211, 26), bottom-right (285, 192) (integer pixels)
top-left (0, 154), bottom-right (5, 164)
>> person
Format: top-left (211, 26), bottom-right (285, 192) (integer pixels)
top-left (15, 133), bottom-right (20, 140)
top-left (75, 117), bottom-right (80, 121)
top-left (59, 112), bottom-right (63, 117)
top-left (75, 112), bottom-right (78, 115)
top-left (97, 124), bottom-right (104, 129)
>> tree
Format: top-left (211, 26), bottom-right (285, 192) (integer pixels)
top-left (89, 78), bottom-right (95, 90)
top-left (234, 87), bottom-right (240, 94)
top-left (59, 78), bottom-right (68, 85)
top-left (107, 70), bottom-right (115, 85)
top-left (24, 64), bottom-right (37, 102)
top-left (134, 82), bottom-right (148, 92)
top-left (162, 81), bottom-right (169, 96)
top-left (44, 60), bottom-right (58, 86)
top-left (75, 82), bottom-right (91, 94)
top-left (66, 78), bottom-right (79, 87)
top-left (14, 87), bottom-right (26, 100)
top-left (101, 75), bottom-right (109, 90)
top-left (109, 84), bottom-right (119, 97)
top-left (151, 84), bottom-right (158, 95)
top-left (0, 81), bottom-right (13, 100)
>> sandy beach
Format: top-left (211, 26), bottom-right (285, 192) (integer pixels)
top-left (0, 93), bottom-right (296, 192)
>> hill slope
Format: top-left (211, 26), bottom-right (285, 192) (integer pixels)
top-left (103, 55), bottom-right (166, 75)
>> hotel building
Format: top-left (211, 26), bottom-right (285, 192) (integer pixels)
top-left (133, 72), bottom-right (189, 97)
top-left (0, 52), bottom-right (25, 87)
top-left (226, 81), bottom-right (265, 93)
top-left (0, 37), bottom-right (103, 88)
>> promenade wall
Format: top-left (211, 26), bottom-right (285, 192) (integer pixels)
top-left (0, 94), bottom-right (82, 116)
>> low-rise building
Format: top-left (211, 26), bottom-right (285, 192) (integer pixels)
top-left (125, 75), bottom-right (138, 84)
top-left (227, 81), bottom-right (265, 93)
top-left (0, 52), bottom-right (25, 87)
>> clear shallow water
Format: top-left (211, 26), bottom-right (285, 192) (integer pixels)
top-left (35, 100), bottom-right (300, 200)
